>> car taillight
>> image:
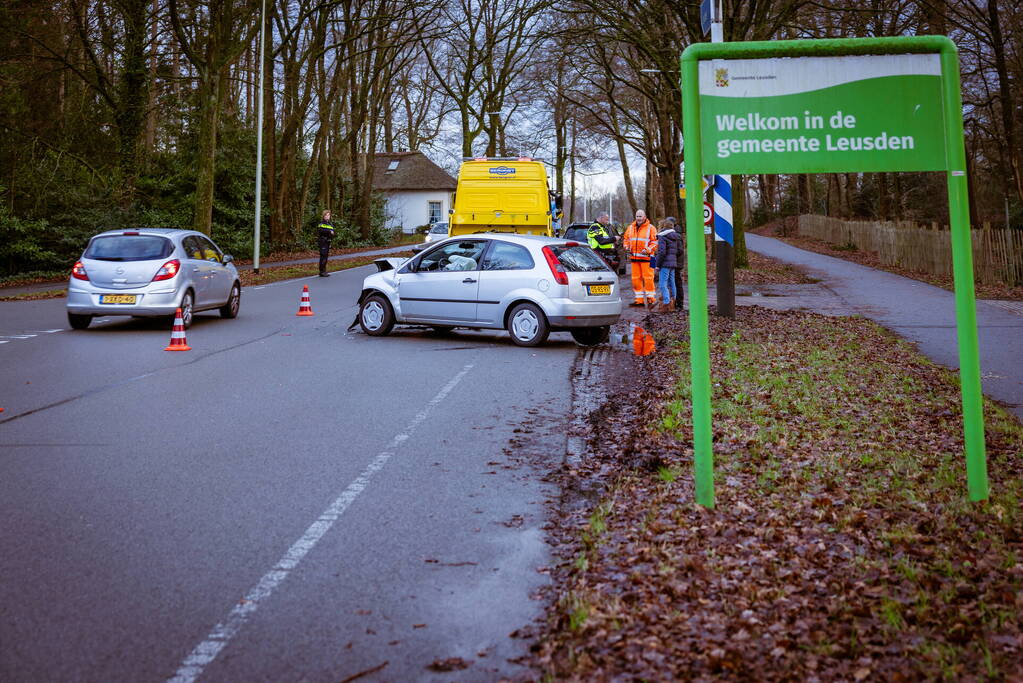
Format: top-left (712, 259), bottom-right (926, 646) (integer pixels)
top-left (542, 246), bottom-right (569, 285)
top-left (152, 259), bottom-right (180, 281)
top-left (71, 261), bottom-right (89, 281)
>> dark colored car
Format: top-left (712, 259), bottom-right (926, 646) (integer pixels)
top-left (560, 222), bottom-right (626, 275)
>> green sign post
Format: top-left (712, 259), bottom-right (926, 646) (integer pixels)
top-left (681, 36), bottom-right (989, 507)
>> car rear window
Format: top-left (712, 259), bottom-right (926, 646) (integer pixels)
top-left (550, 245), bottom-right (611, 272)
top-left (85, 235), bottom-right (173, 261)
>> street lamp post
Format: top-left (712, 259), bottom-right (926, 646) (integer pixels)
top-left (710, 0), bottom-right (735, 318)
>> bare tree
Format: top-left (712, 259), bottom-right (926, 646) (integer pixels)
top-left (168, 0), bottom-right (260, 234)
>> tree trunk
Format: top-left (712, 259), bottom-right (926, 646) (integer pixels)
top-left (988, 0), bottom-right (1023, 205)
top-left (619, 135), bottom-right (637, 218)
top-left (733, 174), bottom-right (748, 268)
top-left (461, 111), bottom-right (473, 157)
top-left (143, 0), bottom-right (159, 162)
top-left (191, 67), bottom-right (225, 235)
top-left (877, 172), bottom-right (890, 220)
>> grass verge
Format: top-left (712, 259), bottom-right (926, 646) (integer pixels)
top-left (238, 251), bottom-right (412, 287)
top-left (534, 307), bottom-right (1022, 680)
top-left (0, 289), bottom-right (67, 301)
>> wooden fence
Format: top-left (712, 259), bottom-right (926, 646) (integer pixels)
top-left (797, 215), bottom-right (1023, 287)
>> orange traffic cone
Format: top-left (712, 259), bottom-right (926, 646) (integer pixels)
top-left (164, 308), bottom-right (191, 351)
top-left (296, 284), bottom-right (314, 316)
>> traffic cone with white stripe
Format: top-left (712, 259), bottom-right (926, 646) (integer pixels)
top-left (296, 284), bottom-right (314, 316)
top-left (164, 308), bottom-right (191, 351)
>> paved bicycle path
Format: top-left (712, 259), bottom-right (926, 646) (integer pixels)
top-left (745, 233), bottom-right (1023, 420)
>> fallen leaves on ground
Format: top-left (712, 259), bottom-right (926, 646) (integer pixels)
top-left (532, 306), bottom-right (1023, 681)
top-left (427, 656), bottom-right (471, 672)
top-left (705, 251), bottom-right (818, 285)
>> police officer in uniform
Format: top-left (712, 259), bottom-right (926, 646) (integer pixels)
top-left (317, 209), bottom-right (335, 277)
top-left (587, 212), bottom-right (616, 267)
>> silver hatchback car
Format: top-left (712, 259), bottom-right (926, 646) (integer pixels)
top-left (66, 228), bottom-right (241, 330)
top-left (356, 233), bottom-right (622, 346)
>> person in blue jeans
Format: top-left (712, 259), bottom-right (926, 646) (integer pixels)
top-left (655, 217), bottom-right (683, 312)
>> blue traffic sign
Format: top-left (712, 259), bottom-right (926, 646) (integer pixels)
top-left (700, 0), bottom-right (713, 35)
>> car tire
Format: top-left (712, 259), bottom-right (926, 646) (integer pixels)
top-left (360, 293), bottom-right (395, 336)
top-left (570, 326), bottom-right (610, 346)
top-left (178, 290), bottom-right (194, 329)
top-left (68, 313), bottom-right (92, 330)
top-left (507, 302), bottom-right (549, 347)
top-left (219, 283), bottom-right (241, 318)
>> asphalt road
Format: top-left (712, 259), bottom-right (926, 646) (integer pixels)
top-left (0, 266), bottom-right (579, 681)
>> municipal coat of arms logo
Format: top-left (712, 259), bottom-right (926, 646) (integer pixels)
top-left (715, 68), bottom-right (729, 87)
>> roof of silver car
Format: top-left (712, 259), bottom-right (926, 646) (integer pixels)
top-left (453, 232), bottom-right (578, 245)
top-left (94, 228), bottom-right (194, 237)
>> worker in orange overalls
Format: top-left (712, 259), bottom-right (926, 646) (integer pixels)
top-left (623, 209), bottom-right (658, 306)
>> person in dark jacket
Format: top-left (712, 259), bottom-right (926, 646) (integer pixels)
top-left (316, 209), bottom-right (336, 276)
top-left (667, 217), bottom-right (685, 311)
top-left (655, 217), bottom-right (683, 312)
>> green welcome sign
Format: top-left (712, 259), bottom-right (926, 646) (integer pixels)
top-left (699, 54), bottom-right (947, 174)
top-left (681, 36), bottom-right (989, 508)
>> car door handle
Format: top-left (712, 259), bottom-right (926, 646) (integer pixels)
top-left (462, 277), bottom-right (477, 283)
top-left (192, 267), bottom-right (200, 272)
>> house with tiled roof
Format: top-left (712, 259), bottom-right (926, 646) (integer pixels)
top-left (371, 151), bottom-right (457, 233)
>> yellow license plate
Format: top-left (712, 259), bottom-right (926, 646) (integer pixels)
top-left (100, 294), bottom-right (137, 304)
top-left (586, 284), bottom-right (611, 296)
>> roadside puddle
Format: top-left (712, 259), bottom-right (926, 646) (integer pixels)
top-left (610, 324), bottom-right (656, 356)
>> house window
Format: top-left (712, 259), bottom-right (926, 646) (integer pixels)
top-left (428, 201), bottom-right (442, 224)
top-left (386, 160), bottom-right (399, 173)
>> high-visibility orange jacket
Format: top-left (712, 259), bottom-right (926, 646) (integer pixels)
top-left (624, 219), bottom-right (657, 261)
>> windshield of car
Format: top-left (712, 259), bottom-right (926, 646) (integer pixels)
top-left (84, 235), bottom-right (173, 261)
top-left (550, 245), bottom-right (611, 272)
top-left (430, 223), bottom-right (448, 234)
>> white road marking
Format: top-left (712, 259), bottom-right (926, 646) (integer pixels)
top-left (168, 362), bottom-right (476, 683)
top-left (0, 329), bottom-right (65, 346)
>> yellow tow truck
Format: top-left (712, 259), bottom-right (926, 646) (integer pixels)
top-left (448, 157), bottom-right (558, 237)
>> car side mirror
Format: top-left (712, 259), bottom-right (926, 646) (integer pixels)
top-left (223, 254), bottom-right (234, 264)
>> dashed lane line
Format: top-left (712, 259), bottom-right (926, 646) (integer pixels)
top-left (167, 362), bottom-right (476, 683)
